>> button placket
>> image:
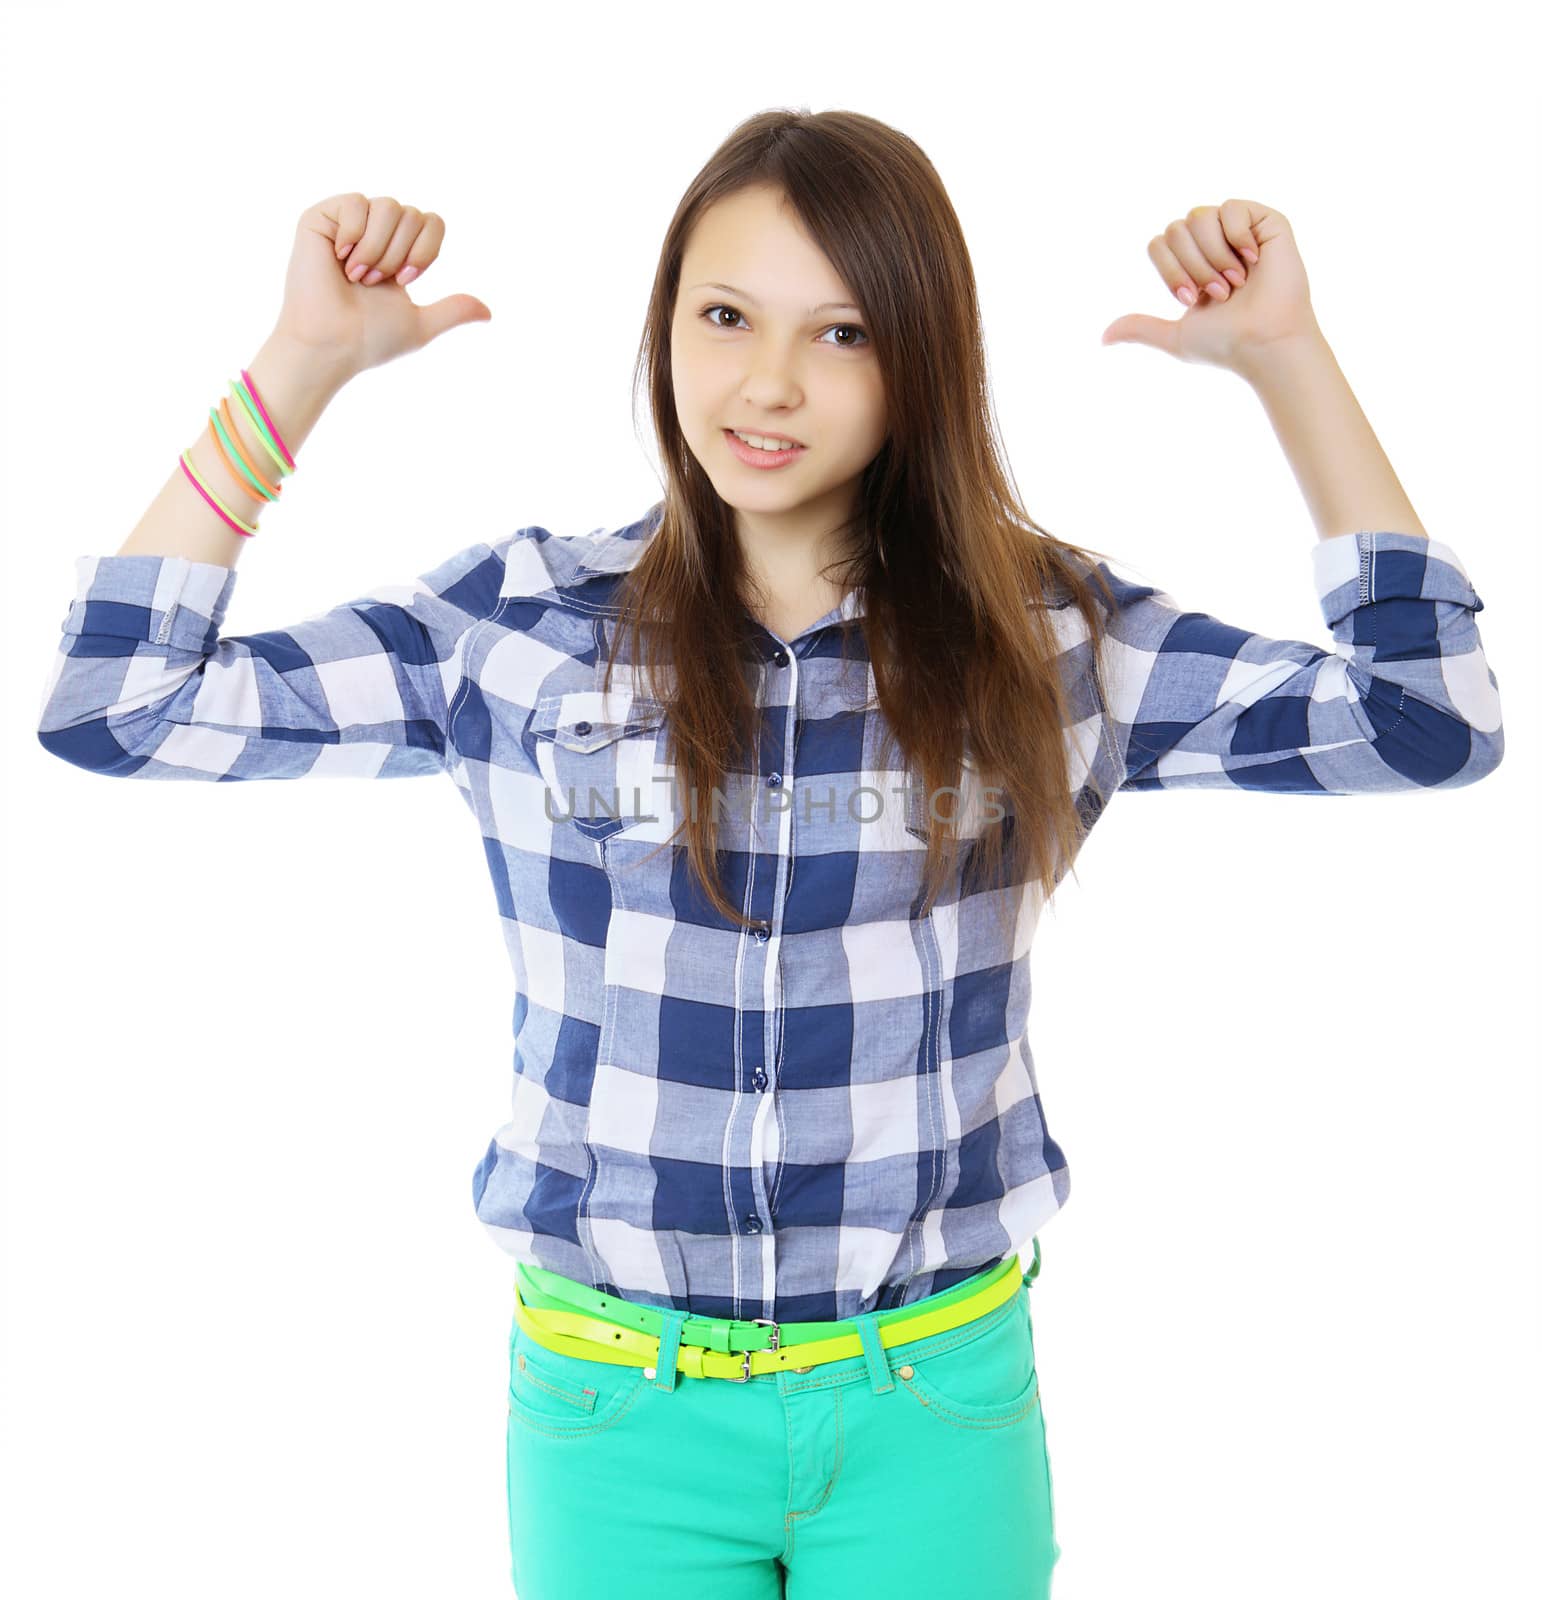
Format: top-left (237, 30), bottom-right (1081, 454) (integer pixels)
top-left (739, 650), bottom-right (796, 1313)
top-left (762, 659), bottom-right (799, 1251)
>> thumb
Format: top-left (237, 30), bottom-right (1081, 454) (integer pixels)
top-left (416, 292), bottom-right (494, 345)
top-left (1100, 314), bottom-right (1179, 356)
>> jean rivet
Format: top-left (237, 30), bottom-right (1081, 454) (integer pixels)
top-left (644, 1366), bottom-right (656, 1379)
top-left (793, 1365), bottom-right (813, 1374)
top-left (898, 1364), bottom-right (914, 1379)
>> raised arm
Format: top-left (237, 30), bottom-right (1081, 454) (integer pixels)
top-left (36, 191), bottom-right (498, 783)
top-left (1093, 199), bottom-right (1503, 794)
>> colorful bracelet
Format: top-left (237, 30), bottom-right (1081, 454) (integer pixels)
top-left (177, 367), bottom-right (296, 538)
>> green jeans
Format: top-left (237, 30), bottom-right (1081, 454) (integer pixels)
top-left (505, 1245), bottom-right (1060, 1597)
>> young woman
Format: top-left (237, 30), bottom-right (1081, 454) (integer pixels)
top-left (37, 109), bottom-right (1502, 1599)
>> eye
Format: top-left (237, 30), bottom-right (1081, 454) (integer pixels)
top-left (699, 303), bottom-right (870, 350)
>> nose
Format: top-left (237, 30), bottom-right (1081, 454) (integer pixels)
top-left (736, 341), bottom-right (811, 399)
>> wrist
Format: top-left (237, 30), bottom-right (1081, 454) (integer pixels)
top-left (236, 333), bottom-right (353, 475)
top-left (261, 327), bottom-right (359, 398)
top-left (1234, 319), bottom-right (1333, 392)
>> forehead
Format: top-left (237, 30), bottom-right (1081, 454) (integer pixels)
top-left (680, 187), bottom-right (852, 299)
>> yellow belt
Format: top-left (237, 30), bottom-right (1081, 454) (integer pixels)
top-left (513, 1248), bottom-right (1032, 1383)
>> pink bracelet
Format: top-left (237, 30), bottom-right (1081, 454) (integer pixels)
top-left (240, 367), bottom-right (297, 472)
top-left (176, 368), bottom-right (297, 539)
top-left (178, 453), bottom-right (257, 537)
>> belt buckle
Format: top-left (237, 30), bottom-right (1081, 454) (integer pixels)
top-left (727, 1317), bottom-right (780, 1383)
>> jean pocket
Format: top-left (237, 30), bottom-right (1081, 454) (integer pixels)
top-left (507, 1320), bottom-right (647, 1439)
top-left (896, 1282), bottom-right (1042, 1430)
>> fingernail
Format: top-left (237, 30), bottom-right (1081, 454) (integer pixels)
top-left (396, 265), bottom-right (420, 286)
top-left (362, 268), bottom-right (384, 285)
top-left (1205, 280), bottom-right (1228, 299)
top-left (1241, 247), bottom-right (1259, 264)
top-left (348, 261), bottom-right (368, 281)
top-left (1223, 268), bottom-right (1245, 288)
top-left (1176, 285), bottom-right (1197, 306)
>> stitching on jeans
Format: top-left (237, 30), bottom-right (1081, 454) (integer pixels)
top-left (507, 1370), bottom-right (646, 1440)
top-left (784, 1382), bottom-right (844, 1556)
top-left (781, 1366), bottom-right (796, 1559)
top-left (899, 1377), bottom-right (1041, 1431)
top-left (514, 1360), bottom-right (598, 1414)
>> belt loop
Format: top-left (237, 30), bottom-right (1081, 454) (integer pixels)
top-left (850, 1309), bottom-right (895, 1395)
top-left (1023, 1235), bottom-right (1042, 1288)
top-left (650, 1307), bottom-right (689, 1392)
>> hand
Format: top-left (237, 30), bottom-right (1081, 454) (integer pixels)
top-left (270, 193), bottom-right (493, 383)
top-left (1100, 200), bottom-right (1320, 374)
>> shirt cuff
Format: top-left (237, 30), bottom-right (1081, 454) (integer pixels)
top-left (63, 554), bottom-right (239, 653)
top-left (1312, 530), bottom-right (1483, 630)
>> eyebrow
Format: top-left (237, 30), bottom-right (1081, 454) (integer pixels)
top-left (688, 282), bottom-right (864, 318)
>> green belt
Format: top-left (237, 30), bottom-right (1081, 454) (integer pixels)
top-left (513, 1240), bottom-right (1040, 1384)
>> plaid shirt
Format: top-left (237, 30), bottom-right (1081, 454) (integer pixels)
top-left (37, 510), bottom-right (1502, 1322)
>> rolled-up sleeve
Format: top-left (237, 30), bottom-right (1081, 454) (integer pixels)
top-left (1098, 530), bottom-right (1503, 793)
top-left (36, 537), bottom-right (511, 780)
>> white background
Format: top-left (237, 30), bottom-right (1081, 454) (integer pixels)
top-left (3, 2), bottom-right (1537, 1596)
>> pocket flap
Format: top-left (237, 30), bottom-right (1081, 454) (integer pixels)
top-left (532, 693), bottom-right (665, 752)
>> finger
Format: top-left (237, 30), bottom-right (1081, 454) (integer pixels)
top-left (358, 205), bottom-right (423, 286)
top-left (1217, 198), bottom-right (1261, 269)
top-left (333, 193), bottom-right (369, 259)
top-left (1165, 220), bottom-right (1231, 301)
top-left (1186, 203), bottom-right (1251, 290)
top-left (393, 211), bottom-right (445, 286)
top-left (343, 195), bottom-right (404, 284)
top-left (1147, 236), bottom-right (1202, 307)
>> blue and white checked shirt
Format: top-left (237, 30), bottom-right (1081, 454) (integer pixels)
top-left (37, 508), bottom-right (1503, 1321)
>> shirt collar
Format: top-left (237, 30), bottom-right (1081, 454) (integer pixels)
top-left (571, 515), bottom-right (869, 631)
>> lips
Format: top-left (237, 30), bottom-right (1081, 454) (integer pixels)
top-left (725, 427), bottom-right (805, 449)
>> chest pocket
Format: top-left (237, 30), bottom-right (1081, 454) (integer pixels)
top-left (902, 753), bottom-right (1000, 847)
top-left (531, 691), bottom-right (668, 845)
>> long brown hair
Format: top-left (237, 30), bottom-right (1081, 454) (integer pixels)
top-left (603, 107), bottom-right (1125, 939)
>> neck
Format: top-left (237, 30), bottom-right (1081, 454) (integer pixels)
top-left (735, 508), bottom-right (860, 600)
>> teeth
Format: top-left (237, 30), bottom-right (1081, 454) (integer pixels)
top-left (732, 429), bottom-right (800, 452)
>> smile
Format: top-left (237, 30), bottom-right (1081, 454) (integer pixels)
top-left (723, 429), bottom-right (808, 468)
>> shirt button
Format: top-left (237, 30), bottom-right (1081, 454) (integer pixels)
top-left (767, 772), bottom-right (782, 787)
top-left (773, 648), bottom-right (789, 667)
top-left (753, 1070), bottom-right (768, 1091)
top-left (753, 921), bottom-right (771, 941)
top-left (573, 720), bottom-right (592, 737)
top-left (744, 1214), bottom-right (763, 1233)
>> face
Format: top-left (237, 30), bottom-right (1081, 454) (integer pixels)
top-left (670, 183), bottom-right (888, 564)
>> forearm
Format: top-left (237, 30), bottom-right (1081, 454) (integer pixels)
top-left (1239, 328), bottom-right (1430, 544)
top-left (115, 332), bottom-right (353, 569)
